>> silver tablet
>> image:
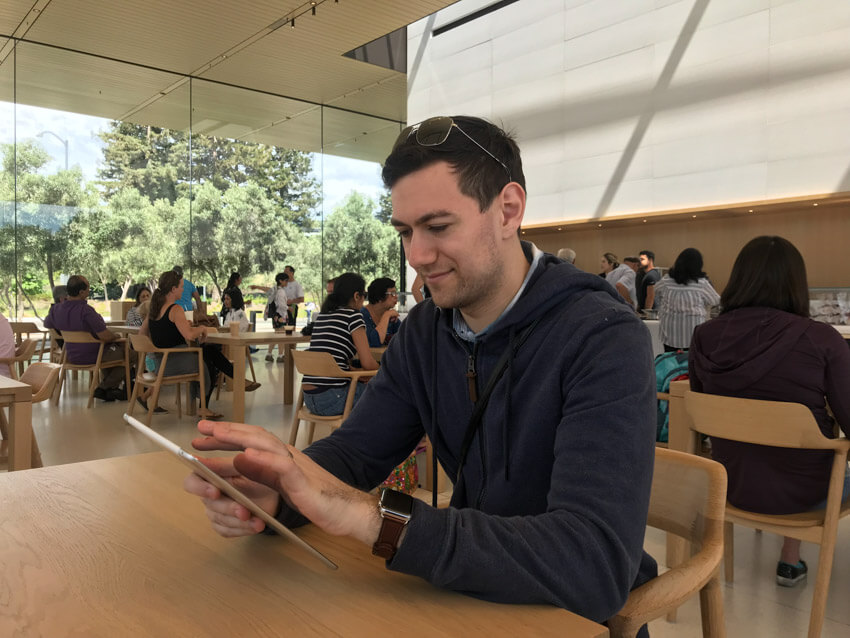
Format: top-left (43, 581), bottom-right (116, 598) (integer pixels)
top-left (123, 413), bottom-right (337, 570)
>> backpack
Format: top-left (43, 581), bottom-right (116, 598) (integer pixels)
top-left (264, 297), bottom-right (276, 320)
top-left (654, 350), bottom-right (689, 442)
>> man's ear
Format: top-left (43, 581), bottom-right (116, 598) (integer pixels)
top-left (498, 182), bottom-right (526, 239)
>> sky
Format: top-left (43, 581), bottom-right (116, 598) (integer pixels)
top-left (3, 102), bottom-right (387, 213)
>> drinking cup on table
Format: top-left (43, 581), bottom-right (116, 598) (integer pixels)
top-left (229, 322), bottom-right (239, 336)
top-left (285, 325), bottom-right (294, 334)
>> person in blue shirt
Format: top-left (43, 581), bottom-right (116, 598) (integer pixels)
top-left (173, 265), bottom-right (201, 311)
top-left (360, 277), bottom-right (401, 347)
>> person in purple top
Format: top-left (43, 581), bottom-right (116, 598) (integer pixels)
top-left (43, 274), bottom-right (127, 401)
top-left (690, 236), bottom-right (850, 587)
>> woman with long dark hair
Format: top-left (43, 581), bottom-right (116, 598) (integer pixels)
top-left (303, 272), bottom-right (379, 415)
top-left (690, 236), bottom-right (850, 587)
top-left (141, 270), bottom-right (218, 419)
top-left (653, 247), bottom-right (719, 351)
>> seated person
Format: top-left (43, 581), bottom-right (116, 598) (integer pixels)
top-left (222, 288), bottom-right (250, 333)
top-left (361, 277), bottom-right (401, 347)
top-left (126, 287), bottom-right (151, 327)
top-left (142, 270), bottom-right (219, 419)
top-left (219, 272), bottom-right (243, 319)
top-left (690, 236), bottom-right (850, 587)
top-left (302, 272), bottom-right (378, 415)
top-left (0, 311), bottom-right (15, 378)
top-left (43, 274), bottom-right (127, 402)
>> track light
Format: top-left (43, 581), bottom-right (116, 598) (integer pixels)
top-left (312, 6), bottom-right (316, 15)
top-left (291, 18), bottom-right (295, 28)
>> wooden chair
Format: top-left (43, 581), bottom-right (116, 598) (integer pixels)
top-left (0, 338), bottom-right (38, 379)
top-left (214, 326), bottom-right (257, 400)
top-left (9, 321), bottom-right (50, 364)
top-left (127, 335), bottom-right (207, 426)
top-left (53, 331), bottom-right (131, 408)
top-left (288, 350), bottom-right (378, 446)
top-left (0, 362), bottom-right (61, 469)
top-left (684, 390), bottom-right (850, 638)
top-left (47, 328), bottom-right (64, 364)
top-left (609, 447), bottom-right (727, 638)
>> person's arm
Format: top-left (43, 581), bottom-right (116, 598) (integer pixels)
top-left (644, 283), bottom-right (656, 310)
top-left (249, 285), bottom-right (272, 293)
top-left (169, 304), bottom-right (207, 342)
top-left (374, 310), bottom-right (400, 344)
top-left (86, 308), bottom-right (116, 342)
top-left (351, 326), bottom-right (379, 371)
top-left (139, 317), bottom-right (150, 337)
top-left (821, 326), bottom-right (850, 437)
top-left (615, 282), bottom-right (633, 307)
top-left (411, 273), bottom-right (424, 304)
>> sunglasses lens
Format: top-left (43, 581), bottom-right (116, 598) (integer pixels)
top-left (415, 116), bottom-right (453, 146)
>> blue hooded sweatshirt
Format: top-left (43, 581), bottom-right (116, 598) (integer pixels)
top-left (286, 244), bottom-right (657, 625)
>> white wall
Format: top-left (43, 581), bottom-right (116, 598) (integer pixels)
top-left (407, 0), bottom-right (850, 225)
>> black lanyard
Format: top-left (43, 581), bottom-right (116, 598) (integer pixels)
top-left (455, 317), bottom-right (542, 481)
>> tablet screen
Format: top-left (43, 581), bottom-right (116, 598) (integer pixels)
top-left (123, 413), bottom-right (337, 569)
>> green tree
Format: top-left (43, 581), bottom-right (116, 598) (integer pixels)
top-left (321, 191), bottom-right (400, 286)
top-left (0, 140), bottom-right (98, 316)
top-left (377, 190), bottom-right (393, 224)
top-left (189, 181), bottom-right (300, 296)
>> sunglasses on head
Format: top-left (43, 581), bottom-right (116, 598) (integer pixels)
top-left (393, 116), bottom-right (512, 181)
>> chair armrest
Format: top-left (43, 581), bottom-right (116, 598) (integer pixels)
top-left (344, 369), bottom-right (379, 382)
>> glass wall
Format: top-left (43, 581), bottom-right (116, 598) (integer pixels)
top-left (0, 39), bottom-right (401, 324)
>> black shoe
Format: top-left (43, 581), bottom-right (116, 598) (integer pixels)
top-left (107, 387), bottom-right (127, 402)
top-left (94, 387), bottom-right (114, 402)
top-left (776, 560), bottom-right (808, 587)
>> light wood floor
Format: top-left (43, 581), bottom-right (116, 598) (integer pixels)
top-left (9, 358), bottom-right (850, 636)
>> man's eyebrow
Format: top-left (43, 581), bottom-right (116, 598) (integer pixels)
top-left (391, 211), bottom-right (454, 228)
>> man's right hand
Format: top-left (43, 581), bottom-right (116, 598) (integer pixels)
top-left (183, 454), bottom-right (281, 537)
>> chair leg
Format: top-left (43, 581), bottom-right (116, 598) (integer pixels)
top-left (54, 368), bottom-right (66, 405)
top-left (307, 421), bottom-right (316, 445)
top-left (128, 380), bottom-right (141, 416)
top-left (699, 573), bottom-right (726, 638)
top-left (807, 543), bottom-right (836, 638)
top-left (149, 385), bottom-right (165, 427)
top-left (723, 522), bottom-right (734, 583)
top-left (30, 432), bottom-right (43, 468)
top-left (247, 353), bottom-right (256, 382)
top-left (86, 367), bottom-right (99, 408)
top-left (176, 385), bottom-right (183, 419)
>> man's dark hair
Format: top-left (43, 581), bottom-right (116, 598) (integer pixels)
top-left (367, 277), bottom-right (396, 304)
top-left (624, 256), bottom-right (640, 265)
top-left (66, 275), bottom-right (88, 297)
top-left (382, 115), bottom-right (526, 212)
top-left (52, 285), bottom-right (68, 304)
top-left (639, 250), bottom-right (655, 262)
top-left (668, 248), bottom-right (706, 285)
top-left (721, 236), bottom-right (809, 317)
top-left (172, 265), bottom-right (184, 278)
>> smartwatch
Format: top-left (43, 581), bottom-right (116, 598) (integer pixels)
top-left (372, 488), bottom-right (413, 560)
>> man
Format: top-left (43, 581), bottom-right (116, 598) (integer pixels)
top-left (184, 116), bottom-right (656, 628)
top-left (43, 275), bottom-right (126, 401)
top-left (173, 265), bottom-right (201, 312)
top-left (283, 265), bottom-right (305, 326)
top-left (556, 247), bottom-right (576, 264)
top-left (361, 277), bottom-right (401, 347)
top-left (607, 257), bottom-right (638, 309)
top-left (637, 250), bottom-right (661, 312)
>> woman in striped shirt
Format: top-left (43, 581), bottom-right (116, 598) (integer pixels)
top-left (302, 272), bottom-right (379, 416)
top-left (654, 248), bottom-right (720, 351)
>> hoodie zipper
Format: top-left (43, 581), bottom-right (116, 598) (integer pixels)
top-left (469, 342), bottom-right (488, 508)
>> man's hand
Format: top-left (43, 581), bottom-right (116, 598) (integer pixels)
top-left (184, 421), bottom-right (381, 546)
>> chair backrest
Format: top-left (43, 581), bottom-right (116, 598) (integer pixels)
top-left (292, 350), bottom-right (349, 378)
top-left (684, 390), bottom-right (842, 451)
top-left (649, 447), bottom-right (727, 545)
top-left (129, 334), bottom-right (157, 354)
top-left (60, 330), bottom-right (101, 345)
top-left (20, 362), bottom-right (62, 403)
top-left (10, 321), bottom-right (41, 340)
top-left (15, 338), bottom-right (38, 361)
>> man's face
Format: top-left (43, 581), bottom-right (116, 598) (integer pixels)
top-left (79, 277), bottom-right (90, 300)
top-left (285, 267), bottom-right (294, 279)
top-left (382, 288), bottom-right (398, 311)
top-left (626, 261), bottom-right (639, 273)
top-left (639, 254), bottom-right (653, 268)
top-left (391, 162), bottom-right (505, 315)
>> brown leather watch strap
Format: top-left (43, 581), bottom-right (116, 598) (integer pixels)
top-left (371, 515), bottom-right (407, 560)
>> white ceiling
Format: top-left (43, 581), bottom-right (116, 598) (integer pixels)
top-left (0, 0), bottom-right (456, 162)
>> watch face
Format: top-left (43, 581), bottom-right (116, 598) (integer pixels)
top-left (380, 488), bottom-right (413, 518)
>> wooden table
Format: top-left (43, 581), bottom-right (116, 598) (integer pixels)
top-left (205, 331), bottom-right (310, 421)
top-left (0, 452), bottom-right (609, 638)
top-left (0, 374), bottom-right (33, 470)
